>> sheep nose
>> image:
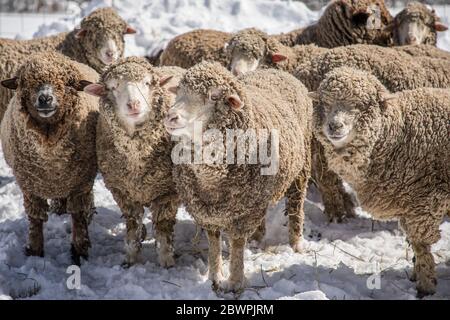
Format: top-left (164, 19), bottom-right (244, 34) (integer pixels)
top-left (38, 94), bottom-right (53, 106)
top-left (407, 34), bottom-right (417, 43)
top-left (127, 100), bottom-right (141, 111)
top-left (232, 68), bottom-right (242, 76)
top-left (106, 50), bottom-right (114, 58)
top-left (329, 122), bottom-right (343, 131)
top-left (166, 112), bottom-right (179, 124)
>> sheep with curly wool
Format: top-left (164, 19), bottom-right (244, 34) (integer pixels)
top-left (163, 61), bottom-right (312, 292)
top-left (84, 57), bottom-right (184, 267)
top-left (0, 52), bottom-right (99, 264)
top-left (391, 2), bottom-right (448, 46)
top-left (0, 7), bottom-right (136, 122)
top-left (296, 44), bottom-right (450, 92)
top-left (311, 66), bottom-right (450, 298)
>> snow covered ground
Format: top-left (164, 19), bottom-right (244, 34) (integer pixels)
top-left (0, 0), bottom-right (449, 300)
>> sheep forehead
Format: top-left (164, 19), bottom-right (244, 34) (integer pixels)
top-left (81, 7), bottom-right (126, 30)
top-left (230, 29), bottom-right (266, 57)
top-left (397, 3), bottom-right (435, 24)
top-left (102, 59), bottom-right (155, 83)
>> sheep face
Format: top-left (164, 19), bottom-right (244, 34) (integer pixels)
top-left (164, 89), bottom-right (215, 143)
top-left (225, 29), bottom-right (267, 76)
top-left (393, 3), bottom-right (448, 45)
top-left (1, 61), bottom-right (90, 125)
top-left (75, 8), bottom-right (136, 71)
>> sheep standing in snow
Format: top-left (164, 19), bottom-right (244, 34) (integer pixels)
top-left (391, 2), bottom-right (448, 46)
top-left (164, 62), bottom-right (312, 292)
top-left (0, 7), bottom-right (136, 122)
top-left (311, 67), bottom-right (450, 297)
top-left (0, 52), bottom-right (99, 264)
top-left (84, 57), bottom-right (184, 267)
top-left (296, 44), bottom-right (450, 92)
top-left (225, 29), bottom-right (356, 222)
top-left (274, 0), bottom-right (393, 47)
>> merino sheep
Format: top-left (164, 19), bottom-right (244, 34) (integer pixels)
top-left (83, 57), bottom-right (184, 267)
top-left (0, 52), bottom-right (99, 264)
top-left (395, 44), bottom-right (450, 60)
top-left (310, 66), bottom-right (450, 297)
top-left (274, 0), bottom-right (393, 47)
top-left (164, 62), bottom-right (312, 292)
top-left (226, 29), bottom-right (356, 222)
top-left (160, 0), bottom-right (392, 70)
top-left (391, 2), bottom-right (448, 46)
top-left (159, 29), bottom-right (231, 69)
top-left (296, 44), bottom-right (450, 92)
top-left (0, 7), bottom-right (136, 122)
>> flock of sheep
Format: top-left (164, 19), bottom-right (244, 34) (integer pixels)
top-left (0, 0), bottom-right (448, 298)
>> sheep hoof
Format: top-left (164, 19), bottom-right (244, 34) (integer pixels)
top-left (217, 278), bottom-right (246, 293)
top-left (121, 261), bottom-right (133, 269)
top-left (158, 253), bottom-right (175, 268)
top-left (290, 240), bottom-right (304, 253)
top-left (416, 280), bottom-right (437, 299)
top-left (24, 245), bottom-right (44, 257)
top-left (71, 245), bottom-right (88, 266)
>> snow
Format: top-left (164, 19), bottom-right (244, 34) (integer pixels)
top-left (0, 0), bottom-right (449, 300)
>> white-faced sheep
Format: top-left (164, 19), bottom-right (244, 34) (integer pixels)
top-left (0, 52), bottom-right (99, 264)
top-left (274, 0), bottom-right (393, 47)
top-left (296, 44), bottom-right (450, 92)
top-left (391, 2), bottom-right (448, 46)
top-left (225, 29), bottom-right (356, 222)
top-left (0, 7), bottom-right (136, 122)
top-left (310, 66), bottom-right (450, 297)
top-left (83, 57), bottom-right (184, 267)
top-left (163, 61), bottom-right (312, 292)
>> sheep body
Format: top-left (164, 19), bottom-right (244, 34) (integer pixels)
top-left (171, 62), bottom-right (312, 291)
top-left (313, 67), bottom-right (450, 297)
top-left (95, 57), bottom-right (184, 266)
top-left (0, 7), bottom-right (130, 121)
top-left (296, 44), bottom-right (450, 92)
top-left (1, 52), bottom-right (99, 263)
top-left (159, 29), bottom-right (231, 69)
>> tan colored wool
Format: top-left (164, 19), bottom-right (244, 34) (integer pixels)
top-left (96, 57), bottom-right (184, 266)
top-left (174, 62), bottom-right (312, 291)
top-left (0, 8), bottom-right (128, 122)
top-left (313, 67), bottom-right (450, 297)
top-left (1, 52), bottom-right (99, 262)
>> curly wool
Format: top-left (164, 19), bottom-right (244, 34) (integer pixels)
top-left (295, 44), bottom-right (450, 92)
top-left (395, 44), bottom-right (450, 60)
top-left (393, 2), bottom-right (441, 46)
top-left (175, 62), bottom-right (312, 239)
top-left (0, 8), bottom-right (127, 121)
top-left (313, 67), bottom-right (450, 294)
top-left (159, 29), bottom-right (231, 69)
top-left (274, 0), bottom-right (393, 47)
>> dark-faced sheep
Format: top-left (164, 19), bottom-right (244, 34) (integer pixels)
top-left (163, 62), bottom-right (312, 292)
top-left (310, 66), bottom-right (450, 298)
top-left (0, 52), bottom-right (99, 264)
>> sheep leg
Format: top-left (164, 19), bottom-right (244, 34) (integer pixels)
top-left (286, 174), bottom-right (308, 253)
top-left (249, 220), bottom-right (265, 243)
top-left (220, 236), bottom-right (246, 293)
top-left (400, 217), bottom-right (440, 298)
top-left (67, 191), bottom-right (93, 265)
top-left (122, 205), bottom-right (145, 267)
top-left (23, 193), bottom-right (48, 257)
top-left (151, 198), bottom-right (177, 268)
top-left (312, 138), bottom-right (356, 222)
top-left (206, 229), bottom-right (224, 289)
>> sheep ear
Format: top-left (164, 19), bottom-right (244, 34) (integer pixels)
top-left (124, 25), bottom-right (137, 34)
top-left (75, 28), bottom-right (87, 39)
top-left (84, 83), bottom-right (106, 97)
top-left (435, 22), bottom-right (448, 32)
top-left (1, 77), bottom-right (18, 90)
top-left (227, 94), bottom-right (243, 110)
top-left (308, 91), bottom-right (320, 102)
top-left (168, 86), bottom-right (178, 94)
top-left (271, 53), bottom-right (288, 63)
top-left (159, 75), bottom-right (174, 87)
top-left (76, 80), bottom-right (94, 91)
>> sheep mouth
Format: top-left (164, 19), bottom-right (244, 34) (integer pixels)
top-left (36, 107), bottom-right (57, 118)
top-left (327, 133), bottom-right (348, 142)
top-left (165, 124), bottom-right (186, 134)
